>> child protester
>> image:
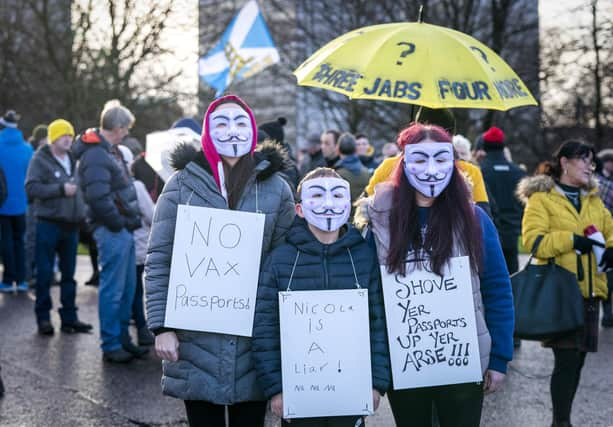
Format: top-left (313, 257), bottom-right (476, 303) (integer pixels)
top-left (252, 167), bottom-right (390, 427)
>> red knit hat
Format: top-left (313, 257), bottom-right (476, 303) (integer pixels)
top-left (482, 126), bottom-right (505, 149)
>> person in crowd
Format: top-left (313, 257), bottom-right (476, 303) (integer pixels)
top-left (0, 110), bottom-right (34, 293)
top-left (321, 129), bottom-right (341, 168)
top-left (120, 135), bottom-right (166, 203)
top-left (516, 140), bottom-right (613, 427)
top-left (28, 125), bottom-right (48, 151)
top-left (595, 149), bottom-right (613, 327)
top-left (363, 110), bottom-right (491, 216)
top-left (258, 117), bottom-right (299, 188)
top-left (252, 167), bottom-right (390, 426)
top-left (25, 125), bottom-right (50, 285)
top-left (299, 132), bottom-right (327, 178)
top-left (25, 119), bottom-right (92, 335)
top-left (472, 135), bottom-right (487, 164)
top-left (355, 133), bottom-right (380, 173)
top-left (452, 134), bottom-right (472, 162)
top-left (356, 123), bottom-right (514, 427)
top-left (73, 100), bottom-right (145, 363)
top-left (117, 145), bottom-right (155, 346)
top-left (334, 133), bottom-right (370, 207)
top-left (479, 127), bottom-right (526, 275)
top-left (145, 94), bottom-right (295, 427)
top-left (381, 142), bottom-right (400, 159)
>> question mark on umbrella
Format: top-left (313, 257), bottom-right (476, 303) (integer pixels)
top-left (396, 42), bottom-right (416, 66)
top-left (470, 46), bottom-right (496, 72)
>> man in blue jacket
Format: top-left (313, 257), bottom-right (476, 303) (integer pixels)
top-left (0, 110), bottom-right (33, 293)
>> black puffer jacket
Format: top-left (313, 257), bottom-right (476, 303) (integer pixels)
top-left (72, 129), bottom-right (140, 232)
top-left (252, 217), bottom-right (391, 399)
top-left (480, 149), bottom-right (526, 248)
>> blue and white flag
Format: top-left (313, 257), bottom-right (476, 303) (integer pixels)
top-left (199, 0), bottom-right (280, 97)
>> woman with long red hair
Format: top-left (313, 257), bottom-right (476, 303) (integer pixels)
top-left (357, 123), bottom-right (514, 427)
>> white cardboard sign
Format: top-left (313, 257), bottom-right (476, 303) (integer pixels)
top-left (164, 205), bottom-right (265, 336)
top-left (145, 128), bottom-right (201, 181)
top-left (380, 256), bottom-right (482, 389)
top-left (279, 289), bottom-right (373, 419)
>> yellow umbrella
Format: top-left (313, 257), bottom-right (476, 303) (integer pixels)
top-left (294, 22), bottom-right (538, 110)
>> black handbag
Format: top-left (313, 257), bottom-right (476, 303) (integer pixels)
top-left (511, 235), bottom-right (584, 340)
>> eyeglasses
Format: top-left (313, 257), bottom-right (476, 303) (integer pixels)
top-left (572, 156), bottom-right (596, 170)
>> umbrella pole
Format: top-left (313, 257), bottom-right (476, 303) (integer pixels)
top-left (418, 5), bottom-right (424, 23)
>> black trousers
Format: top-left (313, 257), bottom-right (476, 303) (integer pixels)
top-left (388, 382), bottom-right (484, 427)
top-left (502, 244), bottom-right (519, 275)
top-left (184, 400), bottom-right (266, 427)
top-left (0, 214), bottom-right (26, 283)
top-left (550, 349), bottom-right (586, 424)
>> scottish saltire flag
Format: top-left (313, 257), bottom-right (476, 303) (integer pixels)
top-left (198, 0), bottom-right (280, 97)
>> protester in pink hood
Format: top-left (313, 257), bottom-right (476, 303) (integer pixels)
top-left (146, 94), bottom-right (295, 427)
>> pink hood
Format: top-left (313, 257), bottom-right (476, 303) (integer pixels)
top-left (201, 94), bottom-right (258, 190)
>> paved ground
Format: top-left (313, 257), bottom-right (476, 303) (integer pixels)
top-left (1, 255), bottom-right (612, 426)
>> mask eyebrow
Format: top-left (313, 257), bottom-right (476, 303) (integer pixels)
top-left (211, 114), bottom-right (229, 121)
top-left (434, 149), bottom-right (452, 157)
top-left (331, 185), bottom-right (347, 192)
top-left (306, 185), bottom-right (326, 192)
top-left (234, 114), bottom-right (249, 121)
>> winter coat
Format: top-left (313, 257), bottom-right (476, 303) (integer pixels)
top-left (25, 144), bottom-right (85, 224)
top-left (334, 155), bottom-right (371, 203)
top-left (72, 129), bottom-right (141, 232)
top-left (480, 150), bottom-right (526, 248)
top-left (133, 180), bottom-right (154, 265)
top-left (356, 182), bottom-right (514, 374)
top-left (516, 174), bottom-right (613, 299)
top-left (0, 128), bottom-right (33, 215)
top-left (252, 217), bottom-right (391, 399)
top-left (145, 141), bottom-right (295, 403)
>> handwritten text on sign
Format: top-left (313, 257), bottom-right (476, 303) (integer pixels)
top-left (279, 289), bottom-right (372, 418)
top-left (164, 205), bottom-right (265, 336)
top-left (381, 256), bottom-right (482, 389)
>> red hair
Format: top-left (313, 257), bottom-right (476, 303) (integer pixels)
top-left (386, 123), bottom-right (482, 276)
top-left (396, 122), bottom-right (452, 149)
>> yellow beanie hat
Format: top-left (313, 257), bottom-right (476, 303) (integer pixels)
top-left (48, 119), bottom-right (75, 143)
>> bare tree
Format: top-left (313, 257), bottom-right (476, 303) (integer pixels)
top-left (0, 0), bottom-right (193, 140)
top-left (539, 0), bottom-right (612, 151)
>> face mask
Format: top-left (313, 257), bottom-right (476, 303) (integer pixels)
top-left (404, 141), bottom-right (454, 198)
top-left (209, 107), bottom-right (253, 157)
top-left (300, 177), bottom-right (351, 232)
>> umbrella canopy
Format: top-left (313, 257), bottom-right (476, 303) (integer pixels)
top-left (294, 22), bottom-right (538, 111)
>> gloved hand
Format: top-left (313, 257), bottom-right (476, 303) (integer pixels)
top-left (573, 234), bottom-right (595, 254)
top-left (599, 247), bottom-right (613, 271)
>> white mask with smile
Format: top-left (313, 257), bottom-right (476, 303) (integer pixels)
top-left (209, 107), bottom-right (253, 157)
top-left (404, 141), bottom-right (454, 198)
top-left (300, 177), bottom-right (351, 232)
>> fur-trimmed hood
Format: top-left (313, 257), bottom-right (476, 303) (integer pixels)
top-left (515, 174), bottom-right (599, 205)
top-left (169, 140), bottom-right (293, 182)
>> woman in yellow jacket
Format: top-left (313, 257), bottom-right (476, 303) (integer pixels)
top-left (517, 140), bottom-right (613, 427)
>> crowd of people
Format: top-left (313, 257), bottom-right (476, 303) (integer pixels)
top-left (0, 96), bottom-right (612, 427)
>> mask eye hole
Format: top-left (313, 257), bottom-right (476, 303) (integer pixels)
top-left (413, 158), bottom-right (426, 164)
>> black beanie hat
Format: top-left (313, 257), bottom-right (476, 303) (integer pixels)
top-left (258, 117), bottom-right (287, 144)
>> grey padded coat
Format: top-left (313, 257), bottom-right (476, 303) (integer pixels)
top-left (145, 141), bottom-right (295, 403)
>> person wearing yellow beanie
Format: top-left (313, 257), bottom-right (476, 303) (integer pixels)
top-left (25, 117), bottom-right (91, 336)
top-left (48, 119), bottom-right (75, 144)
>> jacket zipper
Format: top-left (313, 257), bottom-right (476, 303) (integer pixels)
top-left (323, 246), bottom-right (329, 289)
